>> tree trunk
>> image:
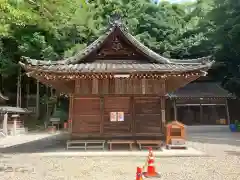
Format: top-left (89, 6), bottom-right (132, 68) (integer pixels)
top-left (19, 71), bottom-right (22, 107)
top-left (16, 68), bottom-right (21, 107)
top-left (36, 80), bottom-right (40, 119)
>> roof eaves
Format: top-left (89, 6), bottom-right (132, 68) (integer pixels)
top-left (21, 56), bottom-right (55, 66)
top-left (21, 62), bottom-right (213, 74)
top-left (169, 56), bottom-right (213, 65)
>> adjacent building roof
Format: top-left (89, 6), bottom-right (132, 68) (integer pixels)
top-left (168, 82), bottom-right (235, 99)
top-left (0, 106), bottom-right (31, 114)
top-left (0, 91), bottom-right (9, 101)
top-left (19, 19), bottom-right (214, 74)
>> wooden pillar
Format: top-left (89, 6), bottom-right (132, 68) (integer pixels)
top-left (36, 80), bottom-right (40, 118)
top-left (225, 99), bottom-right (230, 125)
top-left (68, 95), bottom-right (74, 133)
top-left (161, 97), bottom-right (166, 131)
top-left (161, 79), bottom-right (166, 133)
top-left (173, 99), bottom-right (177, 120)
top-left (100, 96), bottom-right (104, 135)
top-left (131, 96), bottom-right (135, 136)
top-left (68, 95), bottom-right (72, 120)
top-left (68, 95), bottom-right (71, 132)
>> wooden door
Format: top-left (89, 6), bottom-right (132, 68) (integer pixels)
top-left (72, 97), bottom-right (101, 134)
top-left (103, 96), bottom-right (132, 135)
top-left (134, 97), bottom-right (162, 134)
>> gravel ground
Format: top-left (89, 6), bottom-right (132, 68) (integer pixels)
top-left (0, 141), bottom-right (239, 180)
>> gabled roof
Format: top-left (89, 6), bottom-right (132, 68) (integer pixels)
top-left (166, 120), bottom-right (185, 127)
top-left (19, 19), bottom-right (214, 73)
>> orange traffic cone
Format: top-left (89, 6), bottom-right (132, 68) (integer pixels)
top-left (143, 147), bottom-right (161, 178)
top-left (136, 167), bottom-right (143, 180)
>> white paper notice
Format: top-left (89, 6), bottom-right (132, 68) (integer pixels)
top-left (110, 112), bottom-right (117, 122)
top-left (118, 112), bottom-right (124, 121)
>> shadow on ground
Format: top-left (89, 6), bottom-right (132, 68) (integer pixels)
top-left (0, 132), bottom-right (239, 154)
top-left (0, 133), bottom-right (68, 154)
top-left (0, 134), bottom-right (151, 154)
top-left (225, 150), bottom-right (240, 156)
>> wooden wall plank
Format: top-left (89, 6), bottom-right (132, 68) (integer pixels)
top-left (126, 79), bottom-right (132, 94)
top-left (72, 97), bottom-right (101, 134)
top-left (92, 79), bottom-right (98, 94)
top-left (74, 98), bottom-right (101, 115)
top-left (135, 97), bottom-right (161, 114)
top-left (75, 77), bottom-right (208, 96)
top-left (103, 97), bottom-right (131, 134)
top-left (75, 78), bottom-right (166, 95)
top-left (134, 97), bottom-right (162, 134)
top-left (75, 80), bottom-right (80, 94)
top-left (71, 96), bottom-right (165, 136)
top-left (131, 96), bottom-right (135, 135)
top-left (104, 97), bottom-right (130, 113)
top-left (100, 97), bottom-right (104, 134)
top-left (103, 79), bottom-right (110, 94)
top-left (142, 79), bottom-right (146, 94)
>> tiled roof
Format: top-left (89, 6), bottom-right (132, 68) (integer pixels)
top-left (168, 82), bottom-right (235, 98)
top-left (19, 61), bottom-right (214, 73)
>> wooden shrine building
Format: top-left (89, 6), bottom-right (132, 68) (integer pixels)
top-left (20, 19), bottom-right (214, 139)
top-left (168, 80), bottom-right (234, 126)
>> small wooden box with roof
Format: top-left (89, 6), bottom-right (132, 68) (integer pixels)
top-left (166, 121), bottom-right (187, 149)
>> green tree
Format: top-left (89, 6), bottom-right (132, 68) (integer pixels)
top-left (199, 0), bottom-right (240, 95)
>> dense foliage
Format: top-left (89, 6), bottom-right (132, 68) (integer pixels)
top-left (0, 0), bottom-right (240, 96)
